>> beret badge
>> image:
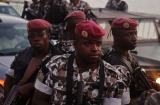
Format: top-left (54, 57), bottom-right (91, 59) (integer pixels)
top-left (123, 22), bottom-right (129, 28)
top-left (82, 31), bottom-right (88, 37)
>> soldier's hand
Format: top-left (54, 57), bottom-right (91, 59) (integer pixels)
top-left (14, 83), bottom-right (34, 102)
top-left (145, 89), bottom-right (157, 98)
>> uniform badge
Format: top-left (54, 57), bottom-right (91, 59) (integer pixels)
top-left (123, 22), bottom-right (129, 29)
top-left (82, 31), bottom-right (88, 37)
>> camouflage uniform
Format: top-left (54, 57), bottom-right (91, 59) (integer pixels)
top-left (56, 40), bottom-right (75, 54)
top-left (68, 0), bottom-right (94, 20)
top-left (27, 1), bottom-right (41, 19)
top-left (102, 47), bottom-right (142, 104)
top-left (105, 0), bottom-right (128, 11)
top-left (43, 0), bottom-right (68, 39)
top-left (35, 54), bottom-right (125, 105)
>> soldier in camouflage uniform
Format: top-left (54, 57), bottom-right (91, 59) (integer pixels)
top-left (105, 0), bottom-right (128, 11)
top-left (56, 10), bottom-right (86, 54)
top-left (32, 20), bottom-right (126, 105)
top-left (68, 0), bottom-right (94, 20)
top-left (43, 0), bottom-right (69, 40)
top-left (25, 0), bottom-right (40, 20)
top-left (102, 17), bottom-right (158, 105)
top-left (4, 19), bottom-right (62, 105)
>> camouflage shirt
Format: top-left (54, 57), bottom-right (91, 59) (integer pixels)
top-left (28, 1), bottom-right (40, 18)
top-left (68, 0), bottom-right (94, 20)
top-left (58, 40), bottom-right (75, 53)
top-left (105, 0), bottom-right (128, 11)
top-left (35, 54), bottom-right (125, 105)
top-left (102, 47), bottom-right (142, 104)
top-left (43, 0), bottom-right (68, 39)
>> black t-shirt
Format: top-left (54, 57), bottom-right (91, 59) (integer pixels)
top-left (11, 43), bottom-right (62, 84)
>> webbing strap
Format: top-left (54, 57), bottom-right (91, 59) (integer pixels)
top-left (66, 55), bottom-right (105, 105)
top-left (66, 53), bottom-right (74, 105)
top-left (98, 59), bottom-right (105, 105)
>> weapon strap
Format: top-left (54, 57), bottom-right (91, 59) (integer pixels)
top-left (66, 53), bottom-right (75, 105)
top-left (98, 59), bottom-right (105, 105)
top-left (121, 58), bottom-right (134, 74)
top-left (66, 55), bottom-right (105, 105)
top-left (34, 54), bottom-right (55, 76)
top-left (18, 52), bottom-right (55, 86)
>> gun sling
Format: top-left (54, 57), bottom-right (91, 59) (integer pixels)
top-left (121, 57), bottom-right (153, 89)
top-left (66, 54), bottom-right (104, 105)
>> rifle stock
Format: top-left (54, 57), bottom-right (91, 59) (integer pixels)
top-left (133, 67), bottom-right (153, 90)
top-left (3, 85), bottom-right (18, 105)
top-left (76, 81), bottom-right (84, 105)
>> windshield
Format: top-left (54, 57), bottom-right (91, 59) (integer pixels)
top-left (0, 6), bottom-right (20, 17)
top-left (0, 23), bottom-right (30, 55)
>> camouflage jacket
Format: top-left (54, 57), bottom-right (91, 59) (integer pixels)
top-left (35, 54), bottom-right (126, 105)
top-left (68, 0), bottom-right (95, 20)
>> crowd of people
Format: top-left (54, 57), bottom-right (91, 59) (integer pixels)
top-left (21, 0), bottom-right (93, 40)
top-left (1, 0), bottom-right (160, 105)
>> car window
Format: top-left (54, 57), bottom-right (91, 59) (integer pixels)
top-left (0, 23), bottom-right (29, 55)
top-left (0, 6), bottom-right (20, 17)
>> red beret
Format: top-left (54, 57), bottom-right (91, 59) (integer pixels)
top-left (111, 17), bottom-right (138, 30)
top-left (75, 20), bottom-right (106, 39)
top-left (27, 19), bottom-right (51, 31)
top-left (64, 10), bottom-right (86, 21)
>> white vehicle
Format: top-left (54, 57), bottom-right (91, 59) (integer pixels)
top-left (0, 2), bottom-right (20, 17)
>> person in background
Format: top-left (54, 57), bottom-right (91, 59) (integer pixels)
top-left (4, 19), bottom-right (62, 105)
top-left (43, 0), bottom-right (69, 40)
top-left (57, 10), bottom-right (86, 54)
top-left (38, 0), bottom-right (48, 18)
top-left (68, 0), bottom-right (94, 20)
top-left (22, 0), bottom-right (48, 19)
top-left (105, 0), bottom-right (128, 11)
top-left (24, 0), bottom-right (40, 20)
top-left (32, 20), bottom-right (126, 105)
top-left (102, 17), bottom-right (158, 105)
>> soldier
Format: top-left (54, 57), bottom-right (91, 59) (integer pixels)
top-left (102, 17), bottom-right (158, 105)
top-left (32, 20), bottom-right (126, 105)
top-left (24, 0), bottom-right (40, 20)
top-left (43, 0), bottom-right (69, 40)
top-left (105, 0), bottom-right (128, 11)
top-left (4, 19), bottom-right (62, 105)
top-left (68, 0), bottom-right (94, 20)
top-left (56, 10), bottom-right (86, 53)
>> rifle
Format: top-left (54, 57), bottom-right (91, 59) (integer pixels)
top-left (132, 67), bottom-right (153, 90)
top-left (21, 1), bottom-right (29, 18)
top-left (3, 85), bottom-right (18, 105)
top-left (75, 81), bottom-right (84, 105)
top-left (120, 57), bottom-right (153, 90)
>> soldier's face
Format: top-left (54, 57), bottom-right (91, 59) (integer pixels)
top-left (74, 38), bottom-right (102, 64)
top-left (117, 30), bottom-right (137, 50)
top-left (28, 29), bottom-right (50, 51)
